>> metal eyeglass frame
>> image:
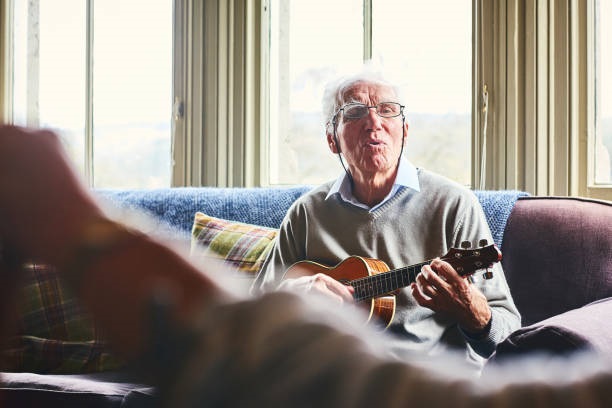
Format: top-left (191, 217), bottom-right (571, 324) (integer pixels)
top-left (333, 102), bottom-right (405, 121)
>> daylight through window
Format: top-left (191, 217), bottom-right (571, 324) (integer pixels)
top-left (268, 0), bottom-right (472, 186)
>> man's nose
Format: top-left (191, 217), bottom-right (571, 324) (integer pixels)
top-left (364, 107), bottom-right (383, 128)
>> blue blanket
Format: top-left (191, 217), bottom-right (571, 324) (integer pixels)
top-left (474, 190), bottom-right (530, 248)
top-left (97, 187), bottom-right (528, 249)
top-left (96, 186), bottom-right (312, 233)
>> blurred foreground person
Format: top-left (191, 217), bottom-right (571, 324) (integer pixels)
top-left (1, 124), bottom-right (611, 407)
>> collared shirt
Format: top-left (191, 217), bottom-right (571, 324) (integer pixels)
top-left (325, 156), bottom-right (421, 212)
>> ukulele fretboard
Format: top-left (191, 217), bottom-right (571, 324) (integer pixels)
top-left (351, 261), bottom-right (429, 302)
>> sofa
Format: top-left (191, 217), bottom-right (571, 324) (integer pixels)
top-left (1, 187), bottom-right (611, 407)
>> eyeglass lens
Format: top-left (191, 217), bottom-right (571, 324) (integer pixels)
top-left (343, 103), bottom-right (402, 119)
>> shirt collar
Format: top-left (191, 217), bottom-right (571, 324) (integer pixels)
top-left (325, 156), bottom-right (420, 207)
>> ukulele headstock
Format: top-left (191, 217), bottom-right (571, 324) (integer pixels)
top-left (441, 240), bottom-right (501, 280)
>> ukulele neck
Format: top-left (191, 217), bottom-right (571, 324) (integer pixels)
top-left (351, 261), bottom-right (428, 302)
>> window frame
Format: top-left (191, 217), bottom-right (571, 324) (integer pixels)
top-left (0, 0), bottom-right (101, 185)
top-left (1, 0), bottom-right (610, 199)
top-left (475, 0), bottom-right (610, 200)
top-left (173, 0), bottom-right (266, 187)
top-left (583, 0), bottom-right (611, 200)
top-left (0, 0), bottom-right (174, 188)
top-left (0, 0), bottom-right (11, 121)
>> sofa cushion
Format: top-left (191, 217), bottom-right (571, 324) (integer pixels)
top-left (1, 263), bottom-right (123, 374)
top-left (501, 196), bottom-right (612, 326)
top-left (191, 212), bottom-right (278, 275)
top-left (489, 297), bottom-right (612, 363)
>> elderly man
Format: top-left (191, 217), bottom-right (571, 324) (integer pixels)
top-left (253, 70), bottom-right (521, 371)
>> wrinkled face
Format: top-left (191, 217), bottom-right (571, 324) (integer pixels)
top-left (327, 81), bottom-right (408, 178)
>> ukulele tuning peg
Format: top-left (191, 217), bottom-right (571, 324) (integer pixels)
top-left (478, 239), bottom-right (488, 247)
top-left (482, 268), bottom-right (494, 280)
top-left (461, 241), bottom-right (472, 249)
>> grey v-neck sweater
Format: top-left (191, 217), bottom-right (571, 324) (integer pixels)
top-left (253, 169), bottom-right (520, 369)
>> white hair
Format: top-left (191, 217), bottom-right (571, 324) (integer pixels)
top-left (321, 65), bottom-right (404, 131)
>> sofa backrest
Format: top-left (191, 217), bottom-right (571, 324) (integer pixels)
top-left (96, 186), bottom-right (313, 234)
top-left (97, 187), bottom-right (527, 247)
top-left (501, 197), bottom-right (612, 326)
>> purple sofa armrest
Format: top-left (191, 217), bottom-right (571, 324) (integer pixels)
top-left (489, 297), bottom-right (612, 363)
top-left (501, 197), bottom-right (612, 326)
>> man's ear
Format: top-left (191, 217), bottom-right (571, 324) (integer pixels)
top-left (403, 118), bottom-right (409, 143)
top-left (327, 132), bottom-right (339, 154)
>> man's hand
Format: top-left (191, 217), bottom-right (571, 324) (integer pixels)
top-left (279, 273), bottom-right (355, 304)
top-left (410, 258), bottom-right (491, 332)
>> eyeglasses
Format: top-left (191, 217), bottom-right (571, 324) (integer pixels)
top-left (336, 102), bottom-right (404, 120)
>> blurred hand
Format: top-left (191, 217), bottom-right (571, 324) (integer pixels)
top-left (0, 125), bottom-right (104, 263)
top-left (279, 273), bottom-right (355, 304)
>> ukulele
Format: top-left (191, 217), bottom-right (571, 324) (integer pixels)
top-left (283, 241), bottom-right (501, 328)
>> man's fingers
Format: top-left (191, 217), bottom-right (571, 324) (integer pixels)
top-left (419, 263), bottom-right (453, 293)
top-left (429, 259), bottom-right (467, 289)
top-left (415, 272), bottom-right (438, 298)
top-left (410, 282), bottom-right (434, 308)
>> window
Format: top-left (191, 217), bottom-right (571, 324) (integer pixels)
top-left (268, 0), bottom-right (363, 185)
top-left (8, 0), bottom-right (172, 189)
top-left (3, 0), bottom-right (610, 199)
top-left (595, 0), bottom-right (612, 185)
top-left (268, 0), bottom-right (472, 186)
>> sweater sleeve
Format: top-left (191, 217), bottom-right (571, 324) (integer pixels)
top-left (454, 192), bottom-right (522, 357)
top-left (251, 202), bottom-right (306, 294)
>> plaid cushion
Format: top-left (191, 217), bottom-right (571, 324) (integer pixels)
top-left (2, 263), bottom-right (124, 373)
top-left (191, 212), bottom-right (278, 275)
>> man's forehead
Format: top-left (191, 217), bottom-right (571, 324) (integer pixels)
top-left (341, 81), bottom-right (397, 102)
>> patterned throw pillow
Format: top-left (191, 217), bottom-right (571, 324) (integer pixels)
top-left (1, 263), bottom-right (124, 374)
top-left (191, 212), bottom-right (278, 275)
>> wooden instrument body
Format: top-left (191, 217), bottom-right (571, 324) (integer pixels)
top-left (284, 256), bottom-right (397, 328)
top-left (283, 243), bottom-right (501, 328)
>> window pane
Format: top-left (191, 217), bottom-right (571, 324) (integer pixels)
top-left (596, 0), bottom-right (612, 184)
top-left (373, 0), bottom-right (472, 186)
top-left (268, 0), bottom-right (472, 186)
top-left (10, 0), bottom-right (172, 189)
top-left (269, 0), bottom-right (363, 185)
top-left (12, 0), bottom-right (87, 173)
top-left (93, 0), bottom-right (172, 188)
